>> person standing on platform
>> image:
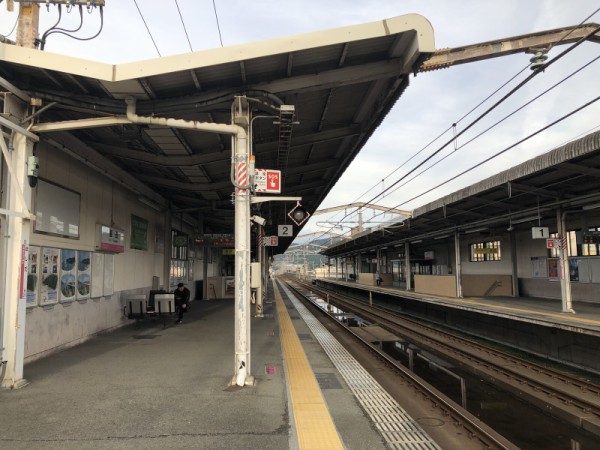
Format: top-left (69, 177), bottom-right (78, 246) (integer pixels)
top-left (376, 270), bottom-right (382, 286)
top-left (174, 282), bottom-right (190, 324)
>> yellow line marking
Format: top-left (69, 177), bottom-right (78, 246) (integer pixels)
top-left (273, 283), bottom-right (344, 450)
top-left (458, 299), bottom-right (600, 326)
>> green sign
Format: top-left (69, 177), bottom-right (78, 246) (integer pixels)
top-left (130, 215), bottom-right (148, 250)
top-left (174, 235), bottom-right (188, 247)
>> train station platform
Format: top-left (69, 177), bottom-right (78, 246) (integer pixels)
top-left (0, 280), bottom-right (439, 450)
top-left (315, 277), bottom-right (600, 335)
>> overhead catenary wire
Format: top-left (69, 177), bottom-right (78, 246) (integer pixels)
top-left (362, 23), bottom-right (600, 213)
top-left (174, 0), bottom-right (193, 52)
top-left (212, 0), bottom-right (223, 47)
top-left (1, 7), bottom-right (19, 38)
top-left (388, 95), bottom-right (600, 214)
top-left (132, 0), bottom-right (161, 57)
top-left (376, 52), bottom-right (600, 210)
top-left (302, 20), bottom-right (600, 247)
top-left (310, 40), bottom-right (534, 237)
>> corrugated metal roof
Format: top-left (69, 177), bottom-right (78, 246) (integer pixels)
top-left (0, 14), bottom-right (435, 254)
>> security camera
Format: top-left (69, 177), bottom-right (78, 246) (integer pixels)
top-left (251, 215), bottom-right (266, 226)
top-left (27, 155), bottom-right (39, 187)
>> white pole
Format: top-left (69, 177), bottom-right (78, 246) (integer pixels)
top-left (1, 127), bottom-right (32, 389)
top-left (232, 98), bottom-right (254, 386)
top-left (557, 209), bottom-right (575, 313)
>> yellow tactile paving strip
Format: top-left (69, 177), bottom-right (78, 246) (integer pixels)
top-left (461, 299), bottom-right (600, 326)
top-left (273, 283), bottom-right (344, 450)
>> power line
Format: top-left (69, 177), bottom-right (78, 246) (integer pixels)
top-left (311, 48), bottom-right (533, 237)
top-left (367, 22), bottom-right (600, 217)
top-left (174, 0), bottom-right (193, 52)
top-left (132, 0), bottom-right (161, 57)
top-left (1, 9), bottom-right (19, 38)
top-left (391, 95), bottom-right (600, 213)
top-left (212, 0), bottom-right (223, 47)
top-left (301, 22), bottom-right (600, 247)
top-left (380, 52), bottom-right (600, 205)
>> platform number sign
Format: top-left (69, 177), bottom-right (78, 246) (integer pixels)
top-left (531, 227), bottom-right (549, 239)
top-left (278, 225), bottom-right (293, 237)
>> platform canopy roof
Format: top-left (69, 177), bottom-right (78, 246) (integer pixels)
top-left (0, 14), bottom-right (435, 254)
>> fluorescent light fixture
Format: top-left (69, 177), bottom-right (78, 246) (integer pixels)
top-left (465, 227), bottom-right (487, 234)
top-left (138, 197), bottom-right (161, 211)
top-left (582, 203), bottom-right (600, 211)
top-left (411, 239), bottom-right (423, 244)
top-left (434, 235), bottom-right (450, 240)
top-left (511, 215), bottom-right (539, 224)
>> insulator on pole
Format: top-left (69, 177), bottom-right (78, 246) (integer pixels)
top-left (529, 51), bottom-right (548, 71)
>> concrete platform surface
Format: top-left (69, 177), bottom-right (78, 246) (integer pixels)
top-left (0, 292), bottom-right (386, 450)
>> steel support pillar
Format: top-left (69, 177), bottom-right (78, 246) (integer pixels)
top-left (232, 98), bottom-right (254, 386)
top-left (557, 208), bottom-right (575, 313)
top-left (1, 96), bottom-right (34, 389)
top-left (454, 232), bottom-right (463, 298)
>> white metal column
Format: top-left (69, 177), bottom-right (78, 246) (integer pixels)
top-left (232, 98), bottom-right (254, 386)
top-left (557, 209), bottom-right (575, 313)
top-left (1, 96), bottom-right (35, 389)
top-left (454, 232), bottom-right (463, 298)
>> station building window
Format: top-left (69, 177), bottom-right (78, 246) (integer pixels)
top-left (469, 240), bottom-right (501, 262)
top-left (581, 227), bottom-right (600, 256)
top-left (548, 230), bottom-right (598, 257)
top-left (170, 230), bottom-right (189, 285)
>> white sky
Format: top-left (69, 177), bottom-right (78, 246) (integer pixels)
top-left (2, 1), bottom-right (599, 240)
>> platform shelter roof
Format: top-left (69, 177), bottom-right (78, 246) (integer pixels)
top-left (0, 14), bottom-right (435, 254)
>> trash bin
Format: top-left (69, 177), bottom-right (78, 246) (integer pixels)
top-left (195, 280), bottom-right (203, 300)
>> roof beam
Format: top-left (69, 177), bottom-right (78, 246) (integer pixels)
top-left (92, 141), bottom-right (226, 166)
top-left (556, 162), bottom-right (600, 177)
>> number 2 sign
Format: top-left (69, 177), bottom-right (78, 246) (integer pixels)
top-left (278, 225), bottom-right (292, 237)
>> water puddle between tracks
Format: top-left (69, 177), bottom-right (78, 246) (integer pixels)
top-left (309, 295), bottom-right (599, 449)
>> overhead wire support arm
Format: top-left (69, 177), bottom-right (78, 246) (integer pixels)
top-left (419, 23), bottom-right (600, 72)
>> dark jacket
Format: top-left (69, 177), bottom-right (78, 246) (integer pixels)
top-left (174, 287), bottom-right (190, 306)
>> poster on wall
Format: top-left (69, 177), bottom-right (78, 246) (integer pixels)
top-left (131, 215), bottom-right (149, 250)
top-left (531, 256), bottom-right (548, 278)
top-left (40, 247), bottom-right (59, 305)
top-left (77, 250), bottom-right (91, 300)
top-left (60, 249), bottom-right (77, 302)
top-left (26, 246), bottom-right (41, 307)
top-left (103, 254), bottom-right (114, 296)
top-left (91, 252), bottom-right (104, 298)
top-left (569, 258), bottom-right (579, 282)
top-left (548, 258), bottom-right (559, 281)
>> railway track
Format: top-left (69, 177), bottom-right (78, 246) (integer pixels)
top-left (290, 278), bottom-right (600, 438)
top-left (279, 277), bottom-right (519, 450)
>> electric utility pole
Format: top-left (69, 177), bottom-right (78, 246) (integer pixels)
top-left (15, 2), bottom-right (39, 48)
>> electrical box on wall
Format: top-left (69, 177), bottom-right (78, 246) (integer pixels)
top-left (95, 224), bottom-right (125, 253)
top-left (250, 262), bottom-right (261, 289)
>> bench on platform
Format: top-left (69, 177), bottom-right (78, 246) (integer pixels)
top-left (125, 293), bottom-right (176, 328)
